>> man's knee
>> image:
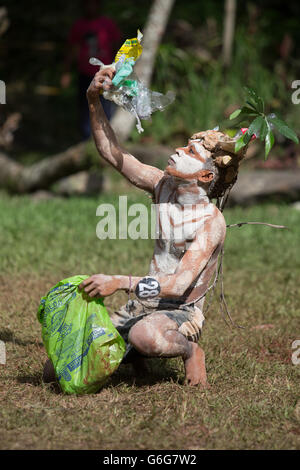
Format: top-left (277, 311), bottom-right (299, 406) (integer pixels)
top-left (128, 313), bottom-right (178, 357)
top-left (128, 319), bottom-right (161, 356)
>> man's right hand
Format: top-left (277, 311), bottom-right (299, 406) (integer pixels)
top-left (87, 67), bottom-right (116, 99)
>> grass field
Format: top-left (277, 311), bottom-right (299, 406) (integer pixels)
top-left (0, 189), bottom-right (299, 450)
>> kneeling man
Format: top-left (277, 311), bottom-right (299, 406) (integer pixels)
top-left (79, 67), bottom-right (246, 387)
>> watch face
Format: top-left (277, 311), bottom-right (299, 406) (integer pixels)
top-left (135, 277), bottom-right (161, 299)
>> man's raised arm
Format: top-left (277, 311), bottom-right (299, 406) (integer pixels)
top-left (86, 68), bottom-right (163, 194)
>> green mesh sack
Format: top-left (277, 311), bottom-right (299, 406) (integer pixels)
top-left (37, 275), bottom-right (126, 394)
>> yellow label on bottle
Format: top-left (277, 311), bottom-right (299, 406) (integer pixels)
top-left (115, 30), bottom-right (143, 63)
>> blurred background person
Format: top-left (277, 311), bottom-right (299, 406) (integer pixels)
top-left (60, 0), bottom-right (121, 139)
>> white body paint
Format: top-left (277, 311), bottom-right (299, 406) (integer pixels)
top-left (148, 174), bottom-right (225, 306)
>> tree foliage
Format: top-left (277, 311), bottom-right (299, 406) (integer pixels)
top-left (230, 87), bottom-right (299, 159)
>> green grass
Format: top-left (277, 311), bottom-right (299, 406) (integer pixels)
top-left (0, 191), bottom-right (299, 449)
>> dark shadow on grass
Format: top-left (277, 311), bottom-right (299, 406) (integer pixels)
top-left (17, 372), bottom-right (43, 386)
top-left (0, 328), bottom-right (43, 347)
top-left (17, 371), bottom-right (62, 394)
top-left (105, 358), bottom-right (182, 388)
top-left (16, 361), bottom-right (179, 395)
top-left (13, 359), bottom-right (181, 397)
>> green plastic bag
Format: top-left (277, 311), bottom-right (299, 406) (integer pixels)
top-left (37, 275), bottom-right (126, 394)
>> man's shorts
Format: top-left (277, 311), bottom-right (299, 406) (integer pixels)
top-left (110, 297), bottom-right (205, 347)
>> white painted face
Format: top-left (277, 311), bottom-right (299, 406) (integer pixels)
top-left (166, 140), bottom-right (210, 179)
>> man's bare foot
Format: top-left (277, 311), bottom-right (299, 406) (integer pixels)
top-left (183, 343), bottom-right (208, 387)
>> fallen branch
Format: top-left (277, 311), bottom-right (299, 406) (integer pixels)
top-left (226, 221), bottom-right (288, 229)
top-left (0, 142), bottom-right (92, 193)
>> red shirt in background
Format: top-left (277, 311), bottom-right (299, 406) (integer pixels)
top-left (68, 16), bottom-right (121, 76)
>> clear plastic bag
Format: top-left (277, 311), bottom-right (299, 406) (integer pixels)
top-left (89, 30), bottom-right (175, 133)
top-left (102, 70), bottom-right (175, 133)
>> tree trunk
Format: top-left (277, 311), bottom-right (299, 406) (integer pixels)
top-left (222, 0), bottom-right (236, 67)
top-left (229, 169), bottom-right (300, 206)
top-left (0, 142), bottom-right (91, 193)
top-left (111, 0), bottom-right (175, 142)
